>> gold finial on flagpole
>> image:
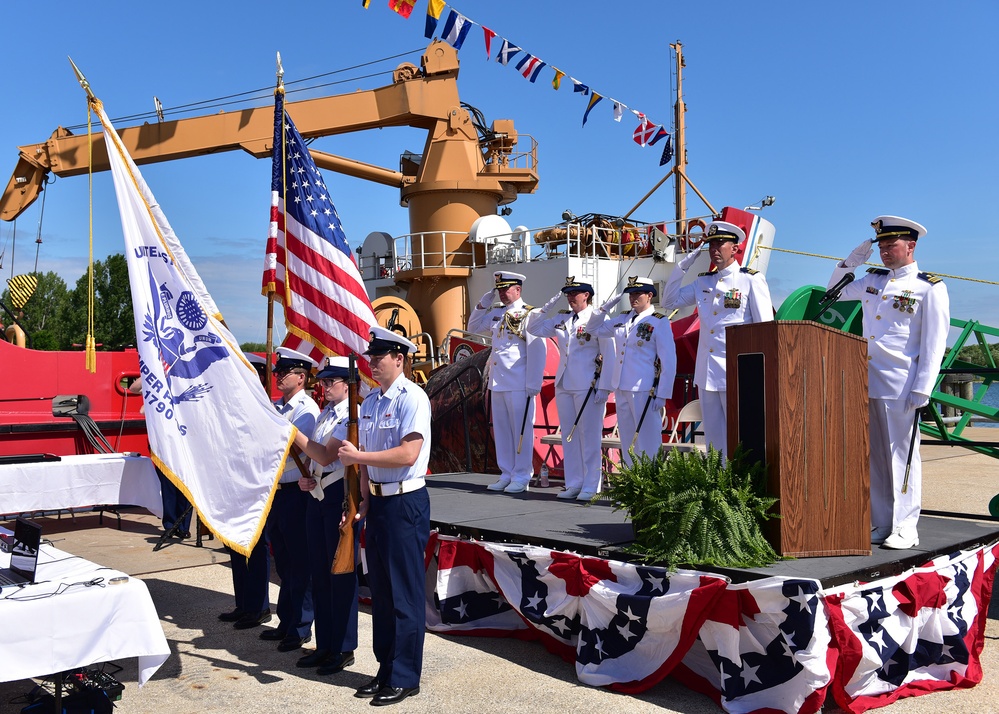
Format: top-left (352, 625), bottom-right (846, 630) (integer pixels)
top-left (68, 56), bottom-right (96, 100)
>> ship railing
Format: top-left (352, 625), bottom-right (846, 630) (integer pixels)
top-left (482, 133), bottom-right (538, 173)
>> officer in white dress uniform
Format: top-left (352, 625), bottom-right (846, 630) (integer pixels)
top-left (828, 216), bottom-right (949, 550)
top-left (587, 276), bottom-right (677, 465)
top-left (527, 277), bottom-right (615, 500)
top-left (661, 221), bottom-right (773, 457)
top-left (467, 271), bottom-right (548, 493)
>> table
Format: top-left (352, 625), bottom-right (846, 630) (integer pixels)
top-left (0, 535), bottom-right (170, 686)
top-left (0, 454), bottom-right (163, 518)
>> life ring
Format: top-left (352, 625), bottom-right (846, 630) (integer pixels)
top-left (680, 218), bottom-right (708, 251)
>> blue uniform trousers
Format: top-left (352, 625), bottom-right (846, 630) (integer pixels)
top-left (266, 485), bottom-right (314, 638)
top-left (306, 478), bottom-right (360, 653)
top-left (365, 486), bottom-right (430, 689)
top-left (157, 469), bottom-right (192, 532)
top-left (228, 537), bottom-right (270, 614)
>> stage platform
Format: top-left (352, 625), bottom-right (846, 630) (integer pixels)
top-left (427, 471), bottom-right (999, 588)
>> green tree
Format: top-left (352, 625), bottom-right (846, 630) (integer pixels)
top-left (240, 342), bottom-right (268, 352)
top-left (0, 271), bottom-right (69, 350)
top-left (61, 254), bottom-right (137, 350)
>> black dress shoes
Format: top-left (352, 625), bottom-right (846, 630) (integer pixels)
top-left (233, 610), bottom-right (272, 630)
top-left (296, 649), bottom-right (332, 668)
top-left (259, 627), bottom-right (289, 641)
top-left (316, 651), bottom-right (354, 675)
top-left (371, 686), bottom-right (420, 706)
top-left (277, 634), bottom-right (312, 652)
top-left (217, 608), bottom-right (246, 622)
top-left (354, 677), bottom-right (382, 698)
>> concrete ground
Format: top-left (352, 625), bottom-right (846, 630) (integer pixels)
top-left (1, 431), bottom-right (998, 714)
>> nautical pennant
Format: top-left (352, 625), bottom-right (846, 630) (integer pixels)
top-left (424, 0), bottom-right (445, 39)
top-left (571, 78), bottom-right (589, 95)
top-left (482, 26), bottom-right (496, 59)
top-left (552, 68), bottom-right (565, 90)
top-left (388, 0), bottom-right (417, 19)
top-left (515, 53), bottom-right (547, 83)
top-left (582, 92), bottom-right (602, 127)
top-left (441, 9), bottom-right (472, 49)
top-left (496, 39), bottom-right (521, 65)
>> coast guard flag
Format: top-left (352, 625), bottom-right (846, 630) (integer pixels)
top-left (93, 97), bottom-right (295, 556)
top-left (824, 542), bottom-right (999, 713)
top-left (440, 10), bottom-right (472, 50)
top-left (263, 90), bottom-right (377, 380)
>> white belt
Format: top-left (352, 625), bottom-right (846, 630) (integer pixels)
top-left (369, 477), bottom-right (425, 497)
top-left (308, 469), bottom-right (344, 501)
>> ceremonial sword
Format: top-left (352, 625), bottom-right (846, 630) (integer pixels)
top-left (566, 355), bottom-right (603, 443)
top-left (631, 358), bottom-right (662, 450)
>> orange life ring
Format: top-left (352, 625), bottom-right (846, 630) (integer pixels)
top-left (680, 218), bottom-right (708, 251)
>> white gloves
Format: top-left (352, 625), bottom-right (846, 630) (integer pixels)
top-left (842, 239), bottom-right (874, 269)
top-left (906, 392), bottom-right (930, 411)
top-left (653, 397), bottom-right (667, 413)
top-left (595, 389), bottom-right (610, 404)
top-left (600, 292), bottom-right (621, 313)
top-left (678, 244), bottom-right (704, 271)
top-left (477, 288), bottom-right (496, 309)
top-left (526, 387), bottom-right (541, 398)
top-left (540, 291), bottom-right (562, 313)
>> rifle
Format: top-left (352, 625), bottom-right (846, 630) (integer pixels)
top-left (331, 354), bottom-right (361, 575)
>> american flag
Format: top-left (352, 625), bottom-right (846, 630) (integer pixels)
top-left (262, 91), bottom-right (376, 378)
top-left (824, 541), bottom-right (999, 713)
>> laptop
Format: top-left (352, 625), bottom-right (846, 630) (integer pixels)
top-left (0, 517), bottom-right (43, 588)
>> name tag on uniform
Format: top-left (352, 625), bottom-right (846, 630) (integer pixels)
top-left (379, 418), bottom-right (400, 429)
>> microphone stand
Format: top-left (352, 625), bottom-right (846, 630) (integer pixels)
top-left (811, 273), bottom-right (855, 323)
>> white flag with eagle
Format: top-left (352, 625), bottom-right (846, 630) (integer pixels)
top-left (93, 96), bottom-right (294, 555)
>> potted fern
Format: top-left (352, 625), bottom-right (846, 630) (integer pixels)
top-left (604, 445), bottom-right (780, 571)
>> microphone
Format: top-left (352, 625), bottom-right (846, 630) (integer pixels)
top-left (821, 272), bottom-right (855, 302)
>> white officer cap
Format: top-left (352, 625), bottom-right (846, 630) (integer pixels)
top-left (494, 271), bottom-right (526, 288)
top-left (316, 356), bottom-right (351, 380)
top-left (870, 215), bottom-right (926, 243)
top-left (364, 325), bottom-right (417, 356)
top-left (704, 220), bottom-right (746, 243)
top-left (275, 346), bottom-right (318, 372)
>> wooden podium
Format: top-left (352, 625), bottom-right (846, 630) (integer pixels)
top-left (726, 320), bottom-right (870, 557)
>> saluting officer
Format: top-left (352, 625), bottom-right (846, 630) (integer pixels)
top-left (295, 356), bottom-right (359, 675)
top-left (467, 271), bottom-right (547, 493)
top-left (828, 216), bottom-right (949, 550)
top-left (527, 277), bottom-right (614, 500)
top-left (661, 220), bottom-right (773, 457)
top-left (297, 326), bottom-right (432, 706)
top-left (264, 346), bottom-right (319, 652)
top-left (587, 276), bottom-right (677, 464)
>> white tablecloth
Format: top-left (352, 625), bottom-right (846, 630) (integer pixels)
top-left (0, 454), bottom-right (163, 518)
top-left (0, 538), bottom-right (170, 685)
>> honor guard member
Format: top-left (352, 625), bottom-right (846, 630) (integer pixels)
top-left (527, 277), bottom-right (614, 500)
top-left (661, 220), bottom-right (774, 457)
top-left (467, 271), bottom-right (548, 493)
top-left (828, 216), bottom-right (949, 550)
top-left (587, 277), bottom-right (677, 464)
top-left (298, 326), bottom-right (431, 706)
top-left (220, 352), bottom-right (273, 631)
top-left (263, 346), bottom-right (319, 652)
top-left (294, 356), bottom-right (360, 675)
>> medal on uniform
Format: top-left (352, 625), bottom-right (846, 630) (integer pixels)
top-left (723, 289), bottom-right (742, 309)
top-left (893, 290), bottom-right (916, 313)
top-left (636, 322), bottom-right (653, 345)
top-left (575, 325), bottom-right (588, 343)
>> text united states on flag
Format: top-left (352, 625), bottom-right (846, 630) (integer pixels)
top-left (262, 91), bottom-right (376, 377)
top-left (427, 536), bottom-right (728, 692)
top-left (824, 541), bottom-right (999, 713)
top-left (674, 577), bottom-right (833, 714)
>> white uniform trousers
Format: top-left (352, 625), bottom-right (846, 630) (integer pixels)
top-left (869, 397), bottom-right (921, 537)
top-left (615, 390), bottom-right (663, 466)
top-left (491, 389), bottom-right (536, 486)
top-left (701, 389), bottom-right (727, 458)
top-left (556, 389), bottom-right (603, 494)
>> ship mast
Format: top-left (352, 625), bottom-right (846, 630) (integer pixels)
top-left (671, 41), bottom-right (687, 234)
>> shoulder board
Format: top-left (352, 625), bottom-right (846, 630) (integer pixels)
top-left (697, 271), bottom-right (713, 277)
top-left (558, 309), bottom-right (571, 314)
top-left (740, 267), bottom-right (760, 275)
top-left (652, 311), bottom-right (667, 319)
top-left (522, 304), bottom-right (534, 311)
top-left (866, 267), bottom-right (890, 276)
top-left (918, 271), bottom-right (943, 284)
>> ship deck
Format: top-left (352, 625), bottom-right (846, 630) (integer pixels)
top-left (427, 471), bottom-right (999, 588)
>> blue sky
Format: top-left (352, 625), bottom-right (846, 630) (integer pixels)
top-left (1, 1), bottom-right (996, 346)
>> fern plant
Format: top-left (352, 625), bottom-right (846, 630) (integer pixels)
top-left (604, 445), bottom-right (780, 571)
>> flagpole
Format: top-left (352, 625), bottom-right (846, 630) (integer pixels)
top-left (264, 52), bottom-right (286, 387)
